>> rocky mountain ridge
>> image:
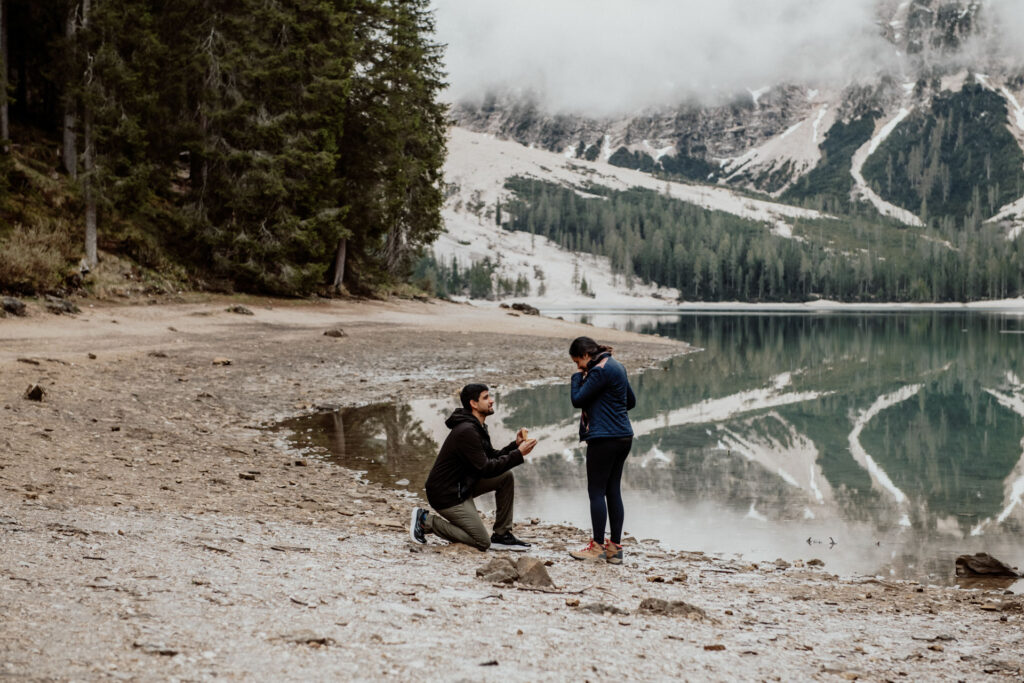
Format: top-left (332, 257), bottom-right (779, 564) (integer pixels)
top-left (450, 0), bottom-right (1024, 224)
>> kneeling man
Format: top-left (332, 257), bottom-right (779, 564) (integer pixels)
top-left (410, 383), bottom-right (537, 550)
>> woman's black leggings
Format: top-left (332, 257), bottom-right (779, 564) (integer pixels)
top-left (585, 437), bottom-right (632, 544)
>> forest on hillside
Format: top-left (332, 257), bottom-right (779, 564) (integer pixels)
top-left (499, 177), bottom-right (1024, 302)
top-left (0, 0), bottom-right (447, 296)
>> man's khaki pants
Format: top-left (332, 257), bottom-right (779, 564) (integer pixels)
top-left (425, 471), bottom-right (514, 550)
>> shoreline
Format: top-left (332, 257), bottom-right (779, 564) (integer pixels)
top-left (2, 297), bottom-right (1023, 680)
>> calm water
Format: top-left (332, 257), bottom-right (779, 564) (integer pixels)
top-left (279, 311), bottom-right (1024, 583)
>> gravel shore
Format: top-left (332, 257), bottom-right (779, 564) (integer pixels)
top-left (2, 297), bottom-right (1022, 681)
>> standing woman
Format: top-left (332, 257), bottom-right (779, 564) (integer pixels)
top-left (567, 336), bottom-right (636, 564)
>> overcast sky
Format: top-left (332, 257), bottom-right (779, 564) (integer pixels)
top-left (433, 0), bottom-right (891, 113)
top-left (433, 0), bottom-right (1024, 115)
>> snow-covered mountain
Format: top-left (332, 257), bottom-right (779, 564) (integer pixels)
top-left (434, 0), bottom-right (1024, 305)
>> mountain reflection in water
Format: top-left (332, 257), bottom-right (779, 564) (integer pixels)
top-left (279, 312), bottom-right (1024, 583)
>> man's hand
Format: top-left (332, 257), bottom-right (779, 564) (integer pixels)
top-left (518, 438), bottom-right (538, 456)
top-left (516, 427), bottom-right (529, 445)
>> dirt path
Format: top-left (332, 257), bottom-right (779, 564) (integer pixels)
top-left (1, 297), bottom-right (1022, 681)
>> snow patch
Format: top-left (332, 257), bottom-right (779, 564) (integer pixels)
top-left (850, 109), bottom-right (925, 228)
top-left (847, 384), bottom-right (923, 504)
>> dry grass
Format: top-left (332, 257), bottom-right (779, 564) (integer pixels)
top-left (0, 220), bottom-right (77, 294)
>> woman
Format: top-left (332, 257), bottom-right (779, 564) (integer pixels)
top-left (567, 336), bottom-right (636, 565)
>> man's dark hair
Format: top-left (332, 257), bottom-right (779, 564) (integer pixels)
top-left (460, 383), bottom-right (489, 411)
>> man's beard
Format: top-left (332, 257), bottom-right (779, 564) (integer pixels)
top-left (481, 406), bottom-right (495, 416)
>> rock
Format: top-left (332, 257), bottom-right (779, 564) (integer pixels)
top-left (703, 644), bottom-right (726, 651)
top-left (477, 557), bottom-right (518, 584)
top-left (579, 602), bottom-right (629, 615)
top-left (807, 559), bottom-right (825, 567)
top-left (510, 302), bottom-right (540, 315)
top-left (147, 351), bottom-right (168, 358)
top-left (2, 297), bottom-right (27, 316)
top-left (238, 472), bottom-right (256, 481)
top-left (278, 630), bottom-right (334, 646)
top-left (637, 597), bottom-right (708, 620)
top-left (132, 641), bottom-right (178, 656)
top-left (23, 385), bottom-right (45, 402)
top-left (44, 295), bottom-right (80, 315)
top-left (212, 357), bottom-right (232, 366)
top-left (956, 553), bottom-right (1020, 578)
top-left (324, 328), bottom-right (348, 338)
top-left (515, 556), bottom-right (555, 588)
top-left (565, 598), bottom-right (580, 607)
top-left (774, 558), bottom-right (791, 570)
top-left (226, 305), bottom-right (254, 315)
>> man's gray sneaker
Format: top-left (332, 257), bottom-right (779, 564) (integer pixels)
top-left (490, 531), bottom-right (531, 551)
top-left (409, 507), bottom-right (427, 544)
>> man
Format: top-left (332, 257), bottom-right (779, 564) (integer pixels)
top-left (409, 383), bottom-right (538, 551)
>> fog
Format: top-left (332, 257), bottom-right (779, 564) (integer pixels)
top-left (433, 0), bottom-right (1024, 115)
top-left (433, 0), bottom-right (892, 114)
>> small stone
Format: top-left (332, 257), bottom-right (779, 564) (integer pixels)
top-left (928, 644), bottom-right (945, 652)
top-left (147, 351), bottom-right (168, 358)
top-left (226, 305), bottom-right (254, 315)
top-left (23, 385), bottom-right (45, 402)
top-left (638, 598), bottom-right (708, 620)
top-left (239, 472), bottom-right (256, 481)
top-left (774, 558), bottom-right (791, 570)
top-left (87, 353), bottom-right (97, 360)
top-left (646, 576), bottom-right (666, 583)
top-left (132, 641), bottom-right (178, 656)
top-left (324, 328), bottom-right (348, 338)
top-left (212, 357), bottom-right (232, 366)
top-left (565, 598), bottom-right (580, 607)
top-left (703, 644), bottom-right (725, 652)
top-left (807, 559), bottom-right (825, 567)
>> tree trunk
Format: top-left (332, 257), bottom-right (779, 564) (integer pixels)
top-left (385, 225), bottom-right (402, 276)
top-left (84, 106), bottom-right (96, 267)
top-left (62, 2), bottom-right (78, 177)
top-left (0, 0), bottom-right (9, 150)
top-left (331, 237), bottom-right (347, 290)
top-left (82, 0), bottom-right (97, 268)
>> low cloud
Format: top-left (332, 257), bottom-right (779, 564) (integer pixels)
top-left (433, 0), bottom-right (893, 114)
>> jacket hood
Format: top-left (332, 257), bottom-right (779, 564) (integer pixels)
top-left (445, 407), bottom-right (480, 429)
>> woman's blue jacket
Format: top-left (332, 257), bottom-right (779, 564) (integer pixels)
top-left (570, 352), bottom-right (636, 441)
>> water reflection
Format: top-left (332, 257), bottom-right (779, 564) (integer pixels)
top-left (278, 312), bottom-right (1024, 584)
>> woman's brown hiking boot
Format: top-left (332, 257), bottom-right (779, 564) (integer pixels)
top-left (569, 539), bottom-right (606, 561)
top-left (604, 540), bottom-right (623, 565)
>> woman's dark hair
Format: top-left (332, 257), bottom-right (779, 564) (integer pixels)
top-left (569, 336), bottom-right (612, 358)
top-left (460, 383), bottom-right (489, 410)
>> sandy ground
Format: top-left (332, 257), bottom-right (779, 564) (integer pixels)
top-left (2, 296), bottom-right (1024, 682)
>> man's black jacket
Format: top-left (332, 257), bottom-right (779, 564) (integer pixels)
top-left (425, 408), bottom-right (523, 510)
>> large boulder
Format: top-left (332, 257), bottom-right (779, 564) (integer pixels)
top-left (515, 556), bottom-right (554, 588)
top-left (2, 297), bottom-right (27, 317)
top-left (476, 557), bottom-right (518, 584)
top-left (955, 553), bottom-right (1020, 578)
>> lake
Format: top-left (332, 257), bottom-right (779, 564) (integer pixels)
top-left (278, 310), bottom-right (1024, 583)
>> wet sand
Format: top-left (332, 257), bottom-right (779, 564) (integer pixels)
top-left (1, 297), bottom-right (1022, 681)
